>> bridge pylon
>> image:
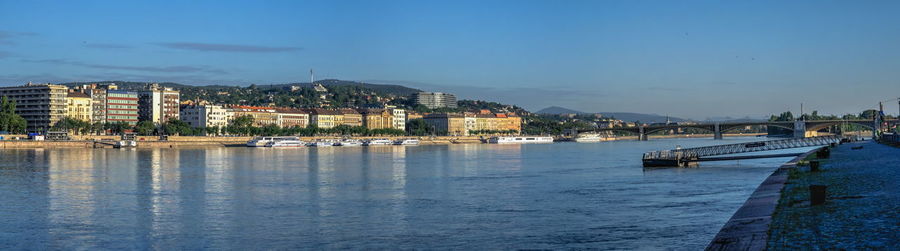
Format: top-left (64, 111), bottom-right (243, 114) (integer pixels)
top-left (713, 123), bottom-right (723, 140)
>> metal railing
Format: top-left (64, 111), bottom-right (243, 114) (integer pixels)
top-left (643, 136), bottom-right (841, 161)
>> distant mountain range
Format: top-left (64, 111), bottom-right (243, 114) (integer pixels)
top-left (536, 106), bottom-right (687, 123)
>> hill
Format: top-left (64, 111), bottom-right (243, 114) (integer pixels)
top-left (536, 106), bottom-right (686, 123)
top-left (536, 106), bottom-right (587, 114)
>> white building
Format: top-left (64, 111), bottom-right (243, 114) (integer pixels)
top-left (179, 104), bottom-right (231, 128)
top-left (386, 106), bottom-right (406, 130)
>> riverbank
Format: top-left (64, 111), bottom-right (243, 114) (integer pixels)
top-left (0, 133), bottom-right (767, 149)
top-left (765, 141), bottom-right (900, 249)
top-left (706, 145), bottom-right (825, 250)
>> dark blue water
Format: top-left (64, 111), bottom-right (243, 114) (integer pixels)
top-left (0, 138), bottom-right (813, 249)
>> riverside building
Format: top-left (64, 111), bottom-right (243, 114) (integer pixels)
top-left (64, 91), bottom-right (93, 122)
top-left (105, 90), bottom-right (139, 125)
top-left (180, 104), bottom-right (232, 128)
top-left (138, 83), bottom-right (180, 124)
top-left (0, 83), bottom-right (68, 132)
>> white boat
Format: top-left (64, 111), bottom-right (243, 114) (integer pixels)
top-left (115, 140), bottom-right (137, 148)
top-left (266, 139), bottom-right (306, 147)
top-left (307, 140), bottom-right (335, 147)
top-left (573, 133), bottom-right (612, 143)
top-left (488, 136), bottom-right (554, 144)
top-left (393, 139), bottom-right (420, 145)
top-left (246, 136), bottom-right (300, 147)
top-left (363, 139), bottom-right (393, 146)
top-left (335, 139), bottom-right (362, 146)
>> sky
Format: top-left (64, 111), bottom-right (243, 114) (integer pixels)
top-left (1, 0), bottom-right (899, 119)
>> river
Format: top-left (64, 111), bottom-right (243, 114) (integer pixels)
top-left (0, 137), bottom-right (814, 249)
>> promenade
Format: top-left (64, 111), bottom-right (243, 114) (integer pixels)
top-left (767, 141), bottom-right (900, 249)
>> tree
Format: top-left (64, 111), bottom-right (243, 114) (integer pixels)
top-left (0, 97), bottom-right (27, 134)
top-left (135, 121), bottom-right (156, 135)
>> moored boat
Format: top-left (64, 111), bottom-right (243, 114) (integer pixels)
top-left (266, 139), bottom-right (306, 147)
top-left (573, 133), bottom-right (612, 143)
top-left (307, 140), bottom-right (335, 147)
top-left (488, 136), bottom-right (554, 144)
top-left (335, 139), bottom-right (362, 146)
top-left (363, 139), bottom-right (393, 146)
top-left (247, 136), bottom-right (300, 147)
top-left (393, 139), bottom-right (420, 145)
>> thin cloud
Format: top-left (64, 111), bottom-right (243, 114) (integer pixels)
top-left (155, 42), bottom-right (302, 53)
top-left (0, 30), bottom-right (37, 45)
top-left (83, 43), bottom-right (133, 49)
top-left (21, 58), bottom-right (227, 74)
top-left (0, 51), bottom-right (12, 59)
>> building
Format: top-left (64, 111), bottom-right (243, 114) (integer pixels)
top-left (138, 84), bottom-right (180, 124)
top-left (73, 83), bottom-right (118, 124)
top-left (105, 90), bottom-right (139, 125)
top-left (338, 109), bottom-right (363, 127)
top-left (358, 108), bottom-right (392, 129)
top-left (275, 108), bottom-right (310, 128)
top-left (389, 107), bottom-right (406, 130)
top-left (180, 104), bottom-right (231, 128)
top-left (423, 113), bottom-right (467, 136)
top-left (413, 92), bottom-right (458, 109)
top-left (0, 83), bottom-right (68, 132)
top-left (423, 111), bottom-right (522, 136)
top-left (307, 108), bottom-right (341, 129)
top-left (64, 91), bottom-right (93, 122)
top-left (230, 105), bottom-right (279, 127)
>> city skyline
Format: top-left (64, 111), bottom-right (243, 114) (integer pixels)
top-left (2, 0), bottom-right (900, 119)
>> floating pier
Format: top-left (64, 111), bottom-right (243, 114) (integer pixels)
top-left (642, 136), bottom-right (841, 167)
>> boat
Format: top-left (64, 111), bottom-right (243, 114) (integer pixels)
top-left (266, 139), bottom-right (306, 147)
top-left (488, 136), bottom-right (554, 144)
top-left (114, 140), bottom-right (137, 148)
top-left (573, 133), bottom-right (613, 143)
top-left (335, 139), bottom-right (362, 146)
top-left (363, 139), bottom-right (393, 146)
top-left (393, 139), bottom-right (420, 145)
top-left (246, 136), bottom-right (300, 147)
top-left (307, 140), bottom-right (335, 147)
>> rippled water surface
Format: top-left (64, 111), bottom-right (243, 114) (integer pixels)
top-left (0, 137), bottom-right (813, 249)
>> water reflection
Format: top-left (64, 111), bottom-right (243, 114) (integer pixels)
top-left (0, 138), bottom-right (805, 249)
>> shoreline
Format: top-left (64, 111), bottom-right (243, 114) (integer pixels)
top-left (0, 133), bottom-right (768, 149)
top-left (706, 145), bottom-right (826, 250)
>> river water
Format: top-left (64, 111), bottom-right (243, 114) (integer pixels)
top-left (0, 137), bottom-right (813, 249)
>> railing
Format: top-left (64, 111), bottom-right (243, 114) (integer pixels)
top-left (643, 136), bottom-right (842, 161)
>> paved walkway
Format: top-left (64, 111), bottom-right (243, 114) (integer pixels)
top-left (767, 141), bottom-right (900, 249)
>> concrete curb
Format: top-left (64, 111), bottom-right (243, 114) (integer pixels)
top-left (706, 146), bottom-right (825, 251)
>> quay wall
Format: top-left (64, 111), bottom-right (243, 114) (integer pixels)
top-left (706, 146), bottom-right (826, 250)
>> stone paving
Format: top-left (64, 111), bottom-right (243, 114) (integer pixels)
top-left (767, 141), bottom-right (900, 250)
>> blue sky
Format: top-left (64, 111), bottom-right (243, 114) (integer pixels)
top-left (1, 0), bottom-right (899, 119)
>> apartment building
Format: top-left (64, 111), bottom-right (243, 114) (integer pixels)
top-left (138, 83), bottom-right (180, 124)
top-left (0, 83), bottom-right (69, 132)
top-left (64, 91), bottom-right (93, 122)
top-left (180, 104), bottom-right (231, 128)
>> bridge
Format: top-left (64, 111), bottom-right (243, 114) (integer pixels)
top-left (642, 136), bottom-right (842, 167)
top-left (578, 119), bottom-right (898, 140)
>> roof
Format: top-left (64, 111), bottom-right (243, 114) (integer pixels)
top-left (66, 92), bottom-right (91, 98)
top-left (307, 108), bottom-right (342, 115)
top-left (274, 108), bottom-right (308, 114)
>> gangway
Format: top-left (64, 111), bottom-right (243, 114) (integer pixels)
top-left (642, 136), bottom-right (841, 167)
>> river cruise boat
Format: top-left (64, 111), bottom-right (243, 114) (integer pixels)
top-left (266, 139), bottom-right (306, 147)
top-left (307, 140), bottom-right (335, 147)
top-left (363, 139), bottom-right (394, 146)
top-left (573, 133), bottom-right (613, 143)
top-left (246, 136), bottom-right (300, 147)
top-left (393, 139), bottom-right (420, 145)
top-left (489, 136), bottom-right (554, 144)
top-left (335, 139), bottom-right (362, 146)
